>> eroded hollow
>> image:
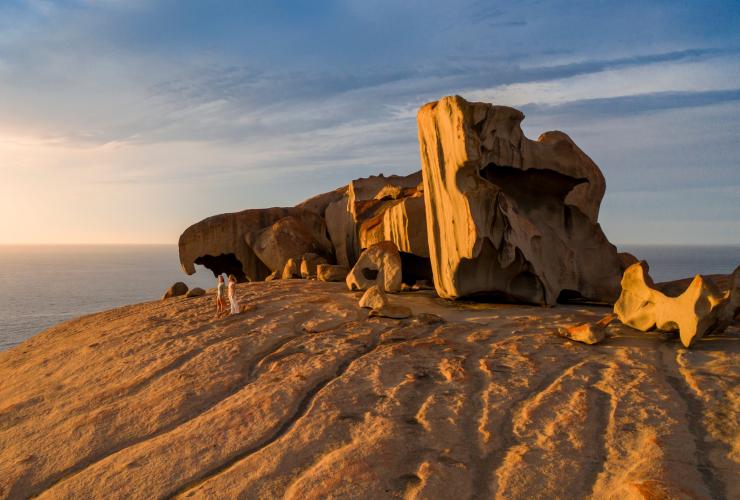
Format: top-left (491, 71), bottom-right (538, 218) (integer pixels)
top-left (400, 252), bottom-right (433, 285)
top-left (194, 253), bottom-right (246, 282)
top-left (480, 164), bottom-right (587, 210)
top-left (362, 268), bottom-right (379, 281)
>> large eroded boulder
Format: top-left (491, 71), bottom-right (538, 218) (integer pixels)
top-left (417, 95), bottom-right (623, 305)
top-left (178, 207), bottom-right (329, 282)
top-left (245, 216), bottom-right (332, 274)
top-left (614, 263), bottom-right (731, 348)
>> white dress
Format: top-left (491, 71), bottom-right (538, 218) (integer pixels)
top-left (228, 281), bottom-right (239, 314)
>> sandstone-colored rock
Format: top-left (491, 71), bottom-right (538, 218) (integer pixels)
top-left (614, 263), bottom-right (729, 348)
top-left (162, 282), bottom-right (188, 300)
top-left (1, 280), bottom-right (737, 499)
top-left (368, 304), bottom-right (412, 319)
top-left (325, 172), bottom-right (426, 268)
top-left (280, 258), bottom-right (301, 280)
top-left (300, 253), bottom-right (328, 279)
top-left (316, 264), bottom-right (349, 282)
top-left (264, 270), bottom-right (279, 281)
top-left (185, 287), bottom-right (206, 298)
top-left (178, 207), bottom-right (328, 282)
top-left (245, 216), bottom-right (331, 274)
top-left (359, 285), bottom-right (389, 310)
top-left (558, 313), bottom-right (616, 345)
top-left (417, 95), bottom-right (623, 305)
top-left (346, 241), bottom-right (402, 293)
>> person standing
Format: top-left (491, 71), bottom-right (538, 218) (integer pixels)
top-left (215, 275), bottom-right (226, 317)
top-left (227, 274), bottom-right (240, 315)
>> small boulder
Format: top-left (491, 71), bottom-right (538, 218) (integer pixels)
top-left (185, 287), bottom-right (206, 298)
top-left (280, 258), bottom-right (301, 279)
top-left (317, 264), bottom-right (349, 282)
top-left (300, 253), bottom-right (328, 279)
top-left (369, 304), bottom-right (412, 319)
top-left (347, 241), bottom-right (402, 293)
top-left (264, 270), bottom-right (279, 281)
top-left (558, 313), bottom-right (616, 345)
top-left (359, 286), bottom-right (389, 310)
top-left (162, 282), bottom-right (188, 300)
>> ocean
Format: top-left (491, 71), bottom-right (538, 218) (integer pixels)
top-left (0, 244), bottom-right (737, 351)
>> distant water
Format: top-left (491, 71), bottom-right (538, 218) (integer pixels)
top-left (0, 244), bottom-right (737, 351)
top-left (0, 245), bottom-right (215, 351)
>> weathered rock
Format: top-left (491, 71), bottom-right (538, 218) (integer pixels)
top-left (185, 287), bottom-right (206, 298)
top-left (325, 173), bottom-right (427, 268)
top-left (245, 216), bottom-right (332, 274)
top-left (614, 263), bottom-right (729, 348)
top-left (316, 264), bottom-right (349, 282)
top-left (358, 286), bottom-right (389, 310)
top-left (346, 241), bottom-right (402, 293)
top-left (300, 253), bottom-right (328, 279)
top-left (264, 270), bottom-right (279, 281)
top-left (280, 257), bottom-right (301, 280)
top-left (558, 313), bottom-right (616, 345)
top-left (162, 282), bottom-right (188, 300)
top-left (417, 95), bottom-right (623, 305)
top-left (368, 304), bottom-right (412, 319)
top-left (178, 207), bottom-right (329, 282)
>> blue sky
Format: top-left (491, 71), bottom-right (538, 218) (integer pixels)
top-left (0, 0), bottom-right (739, 244)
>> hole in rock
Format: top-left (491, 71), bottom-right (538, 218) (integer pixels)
top-left (557, 289), bottom-right (584, 304)
top-left (194, 253), bottom-right (246, 282)
top-left (480, 164), bottom-right (587, 210)
top-left (399, 252), bottom-right (433, 285)
top-left (362, 268), bottom-right (379, 281)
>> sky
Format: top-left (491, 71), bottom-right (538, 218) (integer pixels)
top-left (0, 0), bottom-right (739, 245)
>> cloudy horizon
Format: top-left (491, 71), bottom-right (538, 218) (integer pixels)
top-left (1, 0), bottom-right (739, 245)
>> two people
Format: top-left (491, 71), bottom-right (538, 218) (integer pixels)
top-left (215, 274), bottom-right (240, 317)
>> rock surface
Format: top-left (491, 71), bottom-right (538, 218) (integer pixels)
top-left (299, 253), bottom-right (328, 279)
top-left (346, 241), bottom-right (403, 293)
top-left (244, 216), bottom-right (331, 274)
top-left (178, 207), bottom-right (328, 282)
top-left (417, 95), bottom-right (623, 305)
top-left (358, 285), bottom-right (389, 310)
top-left (614, 263), bottom-right (733, 348)
top-left (185, 287), bottom-right (206, 298)
top-left (1, 280), bottom-right (737, 499)
top-left (162, 282), bottom-right (188, 300)
top-left (558, 313), bottom-right (616, 345)
top-left (316, 264), bottom-right (349, 282)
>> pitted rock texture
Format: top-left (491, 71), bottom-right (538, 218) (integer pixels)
top-left (417, 95), bottom-right (623, 305)
top-left (1, 281), bottom-right (737, 499)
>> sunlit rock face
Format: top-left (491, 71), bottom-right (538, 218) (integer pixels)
top-left (615, 262), bottom-right (736, 348)
top-left (417, 95), bottom-right (623, 305)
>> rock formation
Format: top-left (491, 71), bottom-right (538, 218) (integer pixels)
top-left (558, 313), bottom-right (616, 345)
top-left (162, 282), bottom-right (188, 300)
top-left (614, 263), bottom-right (732, 348)
top-left (185, 287), bottom-right (206, 298)
top-left (316, 264), bottom-right (349, 282)
top-left (358, 285), bottom-right (389, 310)
top-left (179, 207), bottom-right (330, 282)
top-left (417, 95), bottom-right (623, 305)
top-left (300, 253), bottom-right (328, 279)
top-left (346, 241), bottom-right (403, 293)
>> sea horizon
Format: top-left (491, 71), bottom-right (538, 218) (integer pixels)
top-left (0, 243), bottom-right (737, 352)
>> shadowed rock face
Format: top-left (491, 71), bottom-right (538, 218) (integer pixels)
top-left (417, 95), bottom-right (623, 305)
top-left (178, 207), bottom-right (329, 282)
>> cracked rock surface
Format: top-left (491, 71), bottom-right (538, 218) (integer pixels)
top-left (0, 281), bottom-right (737, 499)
